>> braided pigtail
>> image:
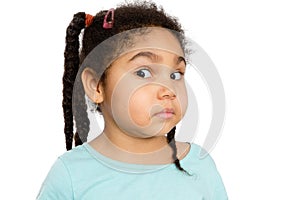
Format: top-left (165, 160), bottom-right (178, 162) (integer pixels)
top-left (72, 72), bottom-right (90, 147)
top-left (62, 12), bottom-right (86, 150)
top-left (167, 127), bottom-right (191, 175)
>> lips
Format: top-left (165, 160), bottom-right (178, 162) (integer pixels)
top-left (154, 108), bottom-right (175, 119)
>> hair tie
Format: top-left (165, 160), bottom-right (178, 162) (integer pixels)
top-left (85, 14), bottom-right (94, 27)
top-left (103, 8), bottom-right (114, 29)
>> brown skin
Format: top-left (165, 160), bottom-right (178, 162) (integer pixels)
top-left (82, 29), bottom-right (190, 164)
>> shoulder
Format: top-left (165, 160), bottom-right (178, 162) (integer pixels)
top-left (176, 141), bottom-right (213, 164)
top-left (41, 144), bottom-right (90, 182)
top-left (36, 156), bottom-right (74, 199)
top-left (37, 144), bottom-right (96, 199)
top-left (59, 143), bottom-right (89, 160)
top-left (57, 143), bottom-right (97, 167)
top-left (39, 145), bottom-right (89, 180)
top-left (182, 142), bottom-right (218, 171)
top-left (40, 144), bottom-right (95, 186)
top-left (181, 142), bottom-right (228, 199)
top-left (177, 142), bottom-right (221, 181)
top-left (175, 142), bottom-right (220, 177)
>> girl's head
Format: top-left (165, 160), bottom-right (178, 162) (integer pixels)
top-left (82, 27), bottom-right (188, 137)
top-left (63, 1), bottom-right (189, 173)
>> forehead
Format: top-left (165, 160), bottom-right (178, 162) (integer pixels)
top-left (114, 48), bottom-right (186, 67)
top-left (125, 27), bottom-right (184, 57)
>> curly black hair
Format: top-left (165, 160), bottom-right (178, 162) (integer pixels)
top-left (63, 1), bottom-right (190, 175)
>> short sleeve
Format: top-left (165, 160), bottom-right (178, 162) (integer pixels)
top-left (194, 145), bottom-right (228, 200)
top-left (36, 158), bottom-right (73, 200)
top-left (211, 168), bottom-right (228, 200)
top-left (207, 155), bottom-right (228, 200)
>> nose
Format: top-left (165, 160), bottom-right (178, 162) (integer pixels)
top-left (157, 86), bottom-right (176, 100)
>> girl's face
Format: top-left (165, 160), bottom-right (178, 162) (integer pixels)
top-left (100, 28), bottom-right (188, 138)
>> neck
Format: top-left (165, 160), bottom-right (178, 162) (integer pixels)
top-left (88, 125), bottom-right (191, 165)
top-left (101, 126), bottom-right (169, 153)
top-left (89, 127), bottom-right (176, 164)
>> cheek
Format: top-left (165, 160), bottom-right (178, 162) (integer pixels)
top-left (176, 83), bottom-right (188, 117)
top-left (128, 86), bottom-right (153, 126)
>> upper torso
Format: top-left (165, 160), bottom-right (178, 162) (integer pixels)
top-left (37, 142), bottom-right (228, 200)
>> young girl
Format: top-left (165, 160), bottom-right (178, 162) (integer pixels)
top-left (37, 1), bottom-right (227, 199)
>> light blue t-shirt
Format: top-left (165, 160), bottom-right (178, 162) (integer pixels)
top-left (37, 143), bottom-right (227, 200)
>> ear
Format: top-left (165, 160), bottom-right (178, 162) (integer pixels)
top-left (81, 68), bottom-right (104, 104)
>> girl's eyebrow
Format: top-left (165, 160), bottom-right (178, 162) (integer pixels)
top-left (177, 56), bottom-right (186, 66)
top-left (129, 51), bottom-right (186, 66)
top-left (129, 51), bottom-right (159, 62)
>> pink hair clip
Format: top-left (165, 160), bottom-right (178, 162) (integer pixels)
top-left (103, 8), bottom-right (114, 29)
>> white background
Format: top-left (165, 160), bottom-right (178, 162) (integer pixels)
top-left (1, 0), bottom-right (299, 199)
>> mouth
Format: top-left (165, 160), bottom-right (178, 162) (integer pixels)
top-left (154, 108), bottom-right (175, 119)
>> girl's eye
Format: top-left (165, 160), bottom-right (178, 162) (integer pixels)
top-left (136, 69), bottom-right (152, 78)
top-left (170, 72), bottom-right (183, 80)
